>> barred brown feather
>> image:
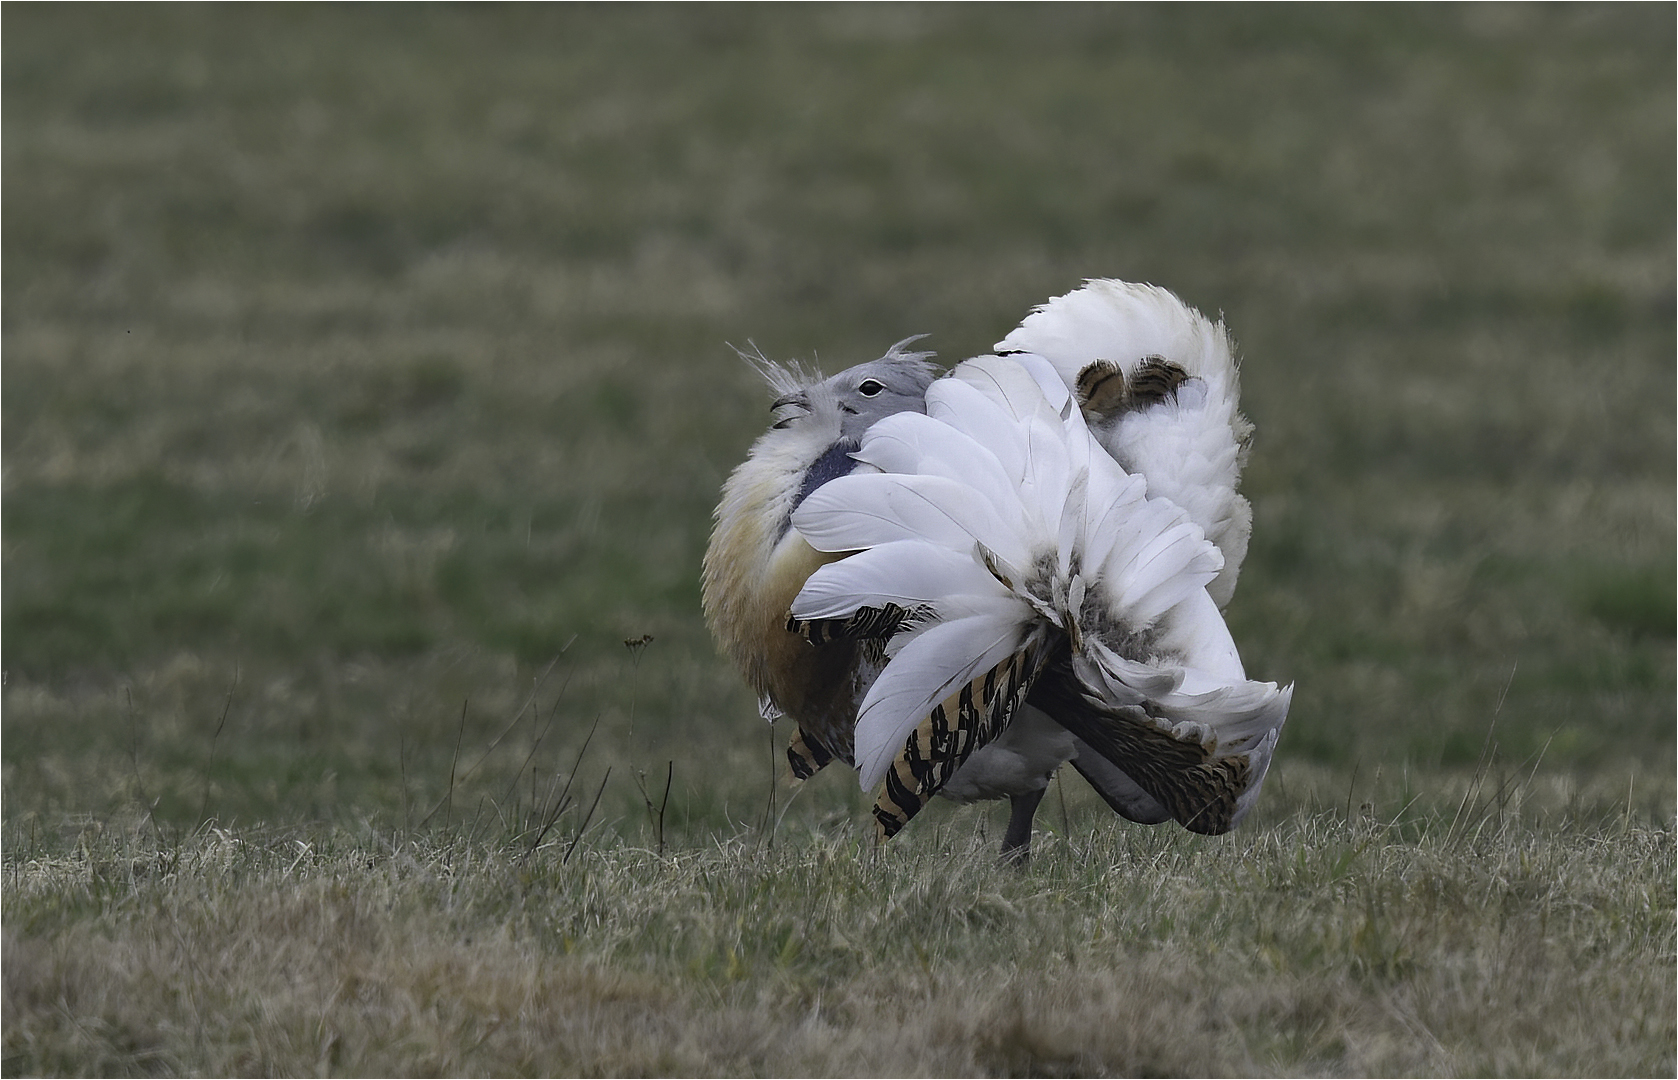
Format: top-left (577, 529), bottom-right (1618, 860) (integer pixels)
top-left (1074, 359), bottom-right (1128, 421)
top-left (786, 726), bottom-right (839, 780)
top-left (787, 603), bottom-right (917, 647)
top-left (1074, 356), bottom-right (1191, 424)
top-left (1029, 655), bottom-right (1253, 836)
top-left (872, 640), bottom-right (1051, 839)
top-left (1126, 356), bottom-right (1191, 407)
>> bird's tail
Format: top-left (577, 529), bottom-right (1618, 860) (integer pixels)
top-left (995, 279), bottom-right (1254, 607)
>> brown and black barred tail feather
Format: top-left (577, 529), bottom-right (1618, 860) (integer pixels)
top-left (872, 640), bottom-right (1052, 840)
top-left (787, 603), bottom-right (916, 646)
top-left (1074, 356), bottom-right (1191, 424)
top-left (1075, 359), bottom-right (1127, 421)
top-left (786, 726), bottom-right (838, 781)
top-left (1028, 658), bottom-right (1250, 836)
top-left (1126, 356), bottom-right (1191, 407)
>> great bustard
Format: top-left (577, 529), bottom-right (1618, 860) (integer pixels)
top-left (703, 280), bottom-right (1291, 861)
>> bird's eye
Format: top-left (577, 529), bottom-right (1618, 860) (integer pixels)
top-left (857, 379), bottom-right (885, 397)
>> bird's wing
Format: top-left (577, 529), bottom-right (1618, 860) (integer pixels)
top-left (786, 726), bottom-right (840, 780)
top-left (1034, 651), bottom-right (1291, 835)
top-left (871, 635), bottom-right (1053, 838)
top-left (792, 471), bottom-right (1033, 575)
top-left (1067, 735), bottom-right (1171, 824)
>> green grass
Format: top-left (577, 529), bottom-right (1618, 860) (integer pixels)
top-left (4, 6), bottom-right (1674, 1076)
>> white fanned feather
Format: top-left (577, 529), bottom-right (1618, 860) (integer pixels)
top-left (997, 280), bottom-right (1254, 607)
top-left (790, 353), bottom-right (1288, 818)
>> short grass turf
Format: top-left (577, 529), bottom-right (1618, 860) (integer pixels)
top-left (4, 6), bottom-right (1674, 1077)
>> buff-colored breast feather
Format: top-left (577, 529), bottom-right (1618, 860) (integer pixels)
top-left (702, 384), bottom-right (861, 745)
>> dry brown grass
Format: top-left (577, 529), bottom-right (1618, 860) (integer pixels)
top-left (6, 808), bottom-right (1672, 1077)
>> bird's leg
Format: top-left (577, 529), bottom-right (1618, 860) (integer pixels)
top-left (1000, 786), bottom-right (1048, 867)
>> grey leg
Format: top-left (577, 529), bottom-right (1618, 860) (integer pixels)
top-left (1001, 787), bottom-right (1047, 867)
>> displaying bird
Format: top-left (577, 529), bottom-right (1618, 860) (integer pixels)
top-left (703, 281), bottom-right (1290, 861)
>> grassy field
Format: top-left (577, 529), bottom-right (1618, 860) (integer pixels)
top-left (4, 6), bottom-right (1674, 1076)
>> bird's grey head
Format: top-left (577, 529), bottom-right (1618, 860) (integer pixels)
top-left (770, 336), bottom-right (939, 441)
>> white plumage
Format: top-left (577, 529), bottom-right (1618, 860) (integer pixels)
top-left (703, 280), bottom-right (1290, 859)
top-left (999, 280), bottom-right (1253, 607)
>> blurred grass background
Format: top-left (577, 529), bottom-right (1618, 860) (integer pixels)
top-left (4, 4), bottom-right (1673, 842)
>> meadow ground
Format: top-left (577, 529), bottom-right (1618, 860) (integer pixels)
top-left (4, 6), bottom-right (1674, 1076)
